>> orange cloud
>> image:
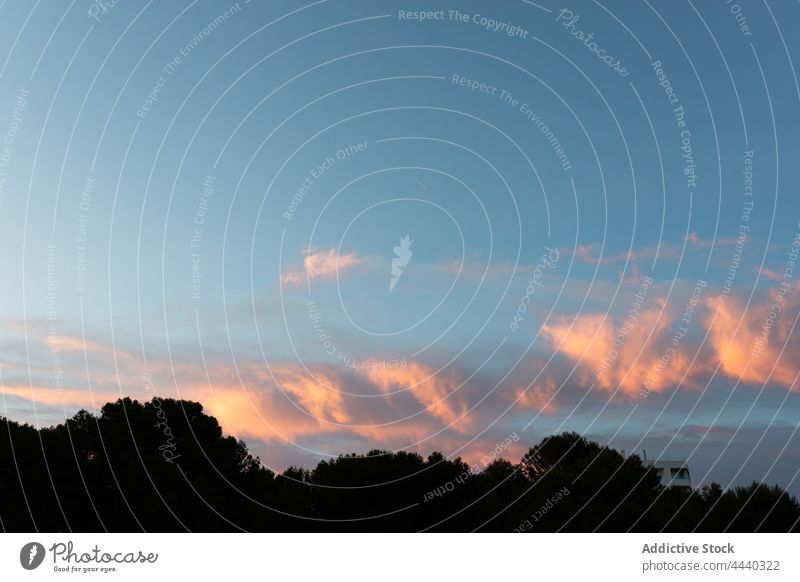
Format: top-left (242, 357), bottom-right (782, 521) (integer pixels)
top-left (181, 363), bottom-right (469, 450)
top-left (182, 382), bottom-right (320, 443)
top-left (273, 366), bottom-right (351, 423)
top-left (705, 293), bottom-right (800, 390)
top-left (541, 282), bottom-right (800, 398)
top-left (281, 247), bottom-right (364, 287)
top-left (44, 335), bottom-right (114, 355)
top-left (357, 360), bottom-right (470, 429)
top-left (541, 298), bottom-right (706, 396)
top-left (0, 385), bottom-right (117, 409)
top-left (512, 377), bottom-right (560, 414)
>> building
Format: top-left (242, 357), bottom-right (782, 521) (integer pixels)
top-left (641, 451), bottom-right (692, 489)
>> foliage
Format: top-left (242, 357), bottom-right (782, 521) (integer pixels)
top-left (1, 400), bottom-right (797, 532)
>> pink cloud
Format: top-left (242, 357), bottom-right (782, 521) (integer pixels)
top-left (568, 243), bottom-right (681, 266)
top-left (685, 232), bottom-right (748, 249)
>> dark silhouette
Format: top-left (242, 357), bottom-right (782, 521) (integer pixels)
top-left (1, 397), bottom-right (797, 532)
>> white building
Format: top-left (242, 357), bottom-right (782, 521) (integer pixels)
top-left (641, 451), bottom-right (692, 489)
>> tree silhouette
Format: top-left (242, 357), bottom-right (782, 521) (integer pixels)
top-left (1, 398), bottom-right (797, 532)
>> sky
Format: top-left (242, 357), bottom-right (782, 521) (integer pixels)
top-left (0, 0), bottom-right (799, 493)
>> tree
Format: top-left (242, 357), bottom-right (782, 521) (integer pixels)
top-left (1, 402), bottom-right (798, 532)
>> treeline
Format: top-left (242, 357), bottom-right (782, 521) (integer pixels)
top-left (0, 397), bottom-right (797, 532)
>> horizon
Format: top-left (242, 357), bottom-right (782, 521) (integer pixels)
top-left (0, 392), bottom-right (752, 494)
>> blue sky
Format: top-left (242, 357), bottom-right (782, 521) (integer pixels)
top-left (0, 0), bottom-right (799, 493)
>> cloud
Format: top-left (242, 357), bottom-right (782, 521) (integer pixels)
top-left (540, 279), bottom-right (712, 397)
top-left (760, 268), bottom-right (785, 282)
top-left (0, 385), bottom-right (114, 409)
top-left (6, 283), bottom-right (799, 479)
top-left (171, 356), bottom-right (478, 448)
top-left (685, 232), bottom-right (748, 249)
top-left (511, 376), bottom-right (560, 414)
top-left (541, 305), bottom-right (683, 396)
top-left (357, 360), bottom-right (470, 429)
top-left (281, 247), bottom-right (365, 288)
top-left (43, 334), bottom-right (116, 355)
top-left (570, 233), bottom-right (745, 267)
top-left (272, 366), bottom-right (351, 423)
top-left (704, 293), bottom-right (800, 390)
top-left (182, 382), bottom-right (321, 443)
top-left (568, 242), bottom-right (681, 266)
top-left (541, 280), bottom-right (800, 398)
